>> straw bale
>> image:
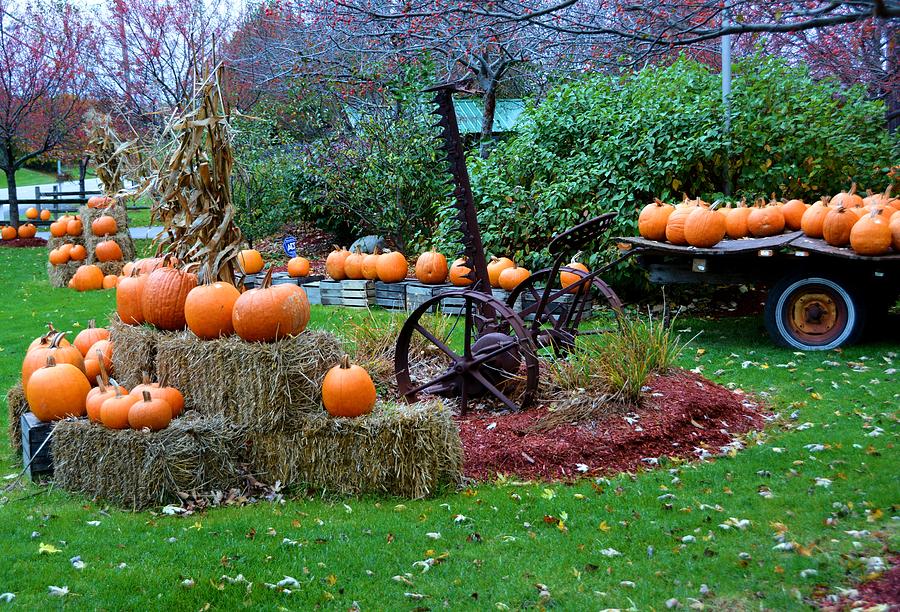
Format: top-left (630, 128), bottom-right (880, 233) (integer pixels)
top-left (248, 399), bottom-right (463, 498)
top-left (79, 203), bottom-right (130, 230)
top-left (108, 314), bottom-right (175, 388)
top-left (85, 233), bottom-right (135, 265)
top-left (95, 260), bottom-right (126, 276)
top-left (48, 236), bottom-right (84, 250)
top-left (52, 413), bottom-right (248, 510)
top-left (156, 331), bottom-right (343, 431)
top-left (6, 384), bottom-right (28, 455)
top-left (47, 261), bottom-right (81, 288)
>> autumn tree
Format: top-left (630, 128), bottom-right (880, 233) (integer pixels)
top-left (0, 0), bottom-right (92, 227)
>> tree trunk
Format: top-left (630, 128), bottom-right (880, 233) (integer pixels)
top-left (5, 166), bottom-right (20, 228)
top-left (479, 86), bottom-right (498, 159)
top-left (79, 155), bottom-right (89, 195)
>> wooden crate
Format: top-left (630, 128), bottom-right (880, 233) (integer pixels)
top-left (319, 280), bottom-right (343, 305)
top-left (302, 281), bottom-right (321, 305)
top-left (375, 281), bottom-right (408, 309)
top-left (20, 412), bottom-right (54, 479)
top-left (237, 273), bottom-right (260, 290)
top-left (271, 272), bottom-right (298, 286)
top-left (406, 283), bottom-right (452, 313)
top-left (520, 290), bottom-right (593, 320)
top-left (491, 287), bottom-right (522, 311)
top-left (341, 279), bottom-right (376, 308)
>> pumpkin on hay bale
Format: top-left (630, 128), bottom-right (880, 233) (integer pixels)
top-left (247, 399), bottom-right (463, 499)
top-left (6, 383), bottom-right (28, 454)
top-left (108, 314), bottom-right (176, 389)
top-left (47, 236), bottom-right (84, 251)
top-left (155, 330), bottom-right (342, 431)
top-left (52, 413), bottom-right (247, 510)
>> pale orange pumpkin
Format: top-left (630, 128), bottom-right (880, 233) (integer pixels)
top-left (141, 258), bottom-right (198, 330)
top-left (232, 268), bottom-right (311, 342)
top-left (74, 320), bottom-right (110, 356)
top-left (449, 258), bottom-right (473, 286)
top-left (376, 250), bottom-right (408, 283)
top-left (498, 265), bottom-right (531, 291)
top-left (850, 209), bottom-right (892, 256)
top-left (325, 245), bottom-right (350, 280)
top-left (185, 280), bottom-right (241, 339)
top-left (128, 390), bottom-right (172, 431)
top-left (322, 355), bottom-right (376, 417)
top-left (96, 239), bottom-right (123, 262)
top-left (415, 249), bottom-right (448, 284)
top-left (361, 249), bottom-right (381, 280)
top-left (237, 249), bottom-right (264, 274)
top-left (287, 256), bottom-right (311, 278)
top-left (91, 215), bottom-right (118, 236)
top-left (87, 195), bottom-right (114, 209)
top-left (822, 206), bottom-right (858, 247)
top-left (25, 355), bottom-right (91, 422)
top-left (343, 247), bottom-right (365, 280)
top-left (487, 257), bottom-right (515, 288)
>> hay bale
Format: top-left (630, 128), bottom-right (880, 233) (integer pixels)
top-left (248, 400), bottom-right (463, 498)
top-left (108, 315), bottom-right (175, 388)
top-left (6, 384), bottom-right (28, 455)
top-left (52, 413), bottom-right (247, 510)
top-left (96, 260), bottom-right (125, 276)
top-left (156, 331), bottom-right (343, 431)
top-left (85, 233), bottom-right (135, 265)
top-left (48, 236), bottom-right (84, 250)
top-left (47, 261), bottom-right (81, 288)
top-left (79, 203), bottom-right (129, 230)
top-left (80, 204), bottom-right (136, 264)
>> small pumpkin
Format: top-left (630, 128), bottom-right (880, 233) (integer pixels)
top-left (74, 319), bottom-right (110, 356)
top-left (100, 388), bottom-right (139, 429)
top-left (86, 373), bottom-right (127, 423)
top-left (25, 355), bottom-right (91, 422)
top-left (87, 195), bottom-right (114, 209)
top-left (40, 209), bottom-right (51, 221)
top-left (684, 202), bottom-right (726, 248)
top-left (449, 258), bottom-right (473, 286)
top-left (638, 199), bottom-right (675, 241)
top-left (325, 245), bottom-right (350, 280)
top-left (129, 373), bottom-right (184, 418)
top-left (376, 250), bottom-right (408, 283)
top-left (238, 249), bottom-right (264, 274)
top-left (128, 390), bottom-right (172, 431)
top-left (831, 182), bottom-right (864, 209)
top-left (725, 199), bottom-right (752, 239)
top-left (71, 264), bottom-right (105, 291)
top-left (96, 239), bottom-right (123, 262)
top-left (49, 220), bottom-right (67, 237)
top-left (232, 268), bottom-right (311, 342)
top-left (91, 215), bottom-right (118, 236)
top-left (69, 244), bottom-right (87, 261)
top-left (781, 199), bottom-right (808, 231)
top-left (48, 248), bottom-right (68, 265)
top-left (25, 207), bottom-right (38, 219)
top-left (415, 249), bottom-right (448, 284)
top-left (18, 223), bottom-right (36, 239)
top-left (185, 278), bottom-right (241, 339)
top-left (343, 247), bottom-right (365, 280)
top-left (1, 226), bottom-right (16, 240)
top-left (361, 248), bottom-right (381, 280)
top-left (822, 206), bottom-right (858, 247)
top-left (141, 257), bottom-right (198, 330)
top-left (560, 256), bottom-right (589, 293)
top-left (28, 324), bottom-right (70, 352)
top-left (322, 355), bottom-right (376, 417)
top-left (498, 265), bottom-right (531, 291)
top-left (850, 209), bottom-right (892, 256)
top-left (102, 274), bottom-right (119, 289)
top-left (287, 256), bottom-right (310, 278)
top-left (747, 199), bottom-right (785, 237)
top-left (66, 218), bottom-right (83, 236)
top-left (22, 332), bottom-right (85, 390)
top-left (800, 198), bottom-right (831, 238)
top-left (83, 339), bottom-right (114, 382)
top-left (487, 257), bottom-right (515, 288)
top-left (116, 268), bottom-right (148, 325)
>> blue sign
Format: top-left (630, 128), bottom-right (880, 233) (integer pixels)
top-left (282, 235), bottom-right (297, 258)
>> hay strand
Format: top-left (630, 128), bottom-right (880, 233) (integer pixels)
top-left (6, 383), bottom-right (27, 455)
top-left (47, 261), bottom-right (81, 288)
top-left (108, 314), bottom-right (175, 388)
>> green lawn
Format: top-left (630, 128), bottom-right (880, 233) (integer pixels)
top-left (0, 244), bottom-right (896, 609)
top-left (0, 169), bottom-right (57, 189)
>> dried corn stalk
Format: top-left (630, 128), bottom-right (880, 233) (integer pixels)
top-left (84, 109), bottom-right (144, 197)
top-left (150, 63), bottom-right (242, 284)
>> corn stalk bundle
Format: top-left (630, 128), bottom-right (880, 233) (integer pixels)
top-left (149, 64), bottom-right (242, 284)
top-left (84, 109), bottom-right (143, 197)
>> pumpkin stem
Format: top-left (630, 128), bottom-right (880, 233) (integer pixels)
top-left (260, 266), bottom-right (275, 289)
top-left (849, 182), bottom-right (858, 196)
top-left (142, 390), bottom-right (152, 402)
top-left (709, 200), bottom-right (722, 211)
top-left (570, 250), bottom-right (583, 264)
top-left (45, 355), bottom-right (56, 367)
top-left (87, 319), bottom-right (95, 329)
top-left (884, 184), bottom-right (893, 199)
top-left (653, 197), bottom-right (664, 206)
top-left (96, 348), bottom-right (109, 386)
top-left (50, 331), bottom-right (67, 348)
top-left (96, 375), bottom-right (106, 392)
top-left (141, 371), bottom-right (151, 386)
top-left (340, 355), bottom-right (351, 369)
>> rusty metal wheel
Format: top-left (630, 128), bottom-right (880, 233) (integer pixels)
top-left (765, 274), bottom-right (866, 350)
top-left (395, 290), bottom-right (539, 413)
top-left (506, 267), bottom-right (624, 356)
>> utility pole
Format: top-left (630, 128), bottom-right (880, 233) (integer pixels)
top-left (722, 2), bottom-right (732, 196)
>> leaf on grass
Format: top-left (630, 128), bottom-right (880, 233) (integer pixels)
top-left (38, 543), bottom-right (61, 555)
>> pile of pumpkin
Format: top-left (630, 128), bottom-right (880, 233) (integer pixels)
top-left (236, 248), bottom-right (312, 279)
top-left (116, 254), bottom-right (311, 343)
top-left (50, 214), bottom-right (124, 268)
top-left (638, 184), bottom-right (900, 256)
top-left (21, 321), bottom-right (184, 431)
top-left (324, 246), bottom-right (411, 283)
top-left (1, 223), bottom-right (37, 240)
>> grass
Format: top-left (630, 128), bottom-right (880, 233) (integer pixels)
top-left (0, 169), bottom-right (57, 190)
top-left (0, 244), bottom-right (897, 609)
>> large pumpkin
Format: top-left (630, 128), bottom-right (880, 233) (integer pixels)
top-left (664, 205), bottom-right (694, 245)
top-left (238, 249), bottom-right (264, 274)
top-left (449, 258), bottom-right (473, 286)
top-left (747, 205), bottom-right (785, 237)
top-left (116, 269), bottom-right (148, 325)
top-left (322, 355), bottom-right (376, 417)
top-left (74, 320), bottom-right (110, 356)
top-left (361, 250), bottom-right (381, 280)
top-left (25, 356), bottom-right (91, 422)
top-left (128, 390), bottom-right (172, 431)
top-left (91, 215), bottom-right (118, 236)
top-left (71, 265), bottom-right (105, 292)
top-left (22, 332), bottom-right (85, 390)
top-left (325, 246), bottom-right (350, 280)
top-left (498, 266), bottom-right (531, 291)
top-left (185, 281), bottom-right (241, 339)
top-left (800, 198), bottom-right (831, 238)
top-left (781, 199), bottom-right (808, 231)
top-left (287, 256), bottom-right (310, 278)
top-left (487, 257), bottom-right (515, 288)
top-left (831, 183), bottom-right (864, 209)
top-left (850, 209), bottom-right (892, 256)
top-left (822, 206), bottom-right (858, 247)
top-left (232, 269), bottom-right (311, 342)
top-left (376, 251), bottom-right (408, 283)
top-left (638, 199), bottom-right (675, 241)
top-left (96, 239), bottom-right (123, 262)
top-left (141, 258), bottom-right (198, 330)
top-left (415, 249), bottom-right (448, 284)
top-left (343, 248), bottom-right (365, 280)
top-left (684, 205), bottom-right (726, 248)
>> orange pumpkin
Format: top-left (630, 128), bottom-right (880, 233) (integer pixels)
top-left (74, 320), bottom-right (110, 356)
top-left (322, 355), bottom-right (376, 417)
top-left (638, 199), bottom-right (675, 241)
top-left (376, 250), bottom-right (408, 283)
top-left (449, 258), bottom-right (473, 286)
top-left (48, 248), bottom-right (68, 265)
top-left (102, 274), bottom-right (119, 289)
top-left (66, 218), bottom-right (83, 236)
top-left (25, 356), bottom-right (91, 422)
top-left (86, 377), bottom-right (127, 423)
top-left (96, 239), bottom-right (123, 262)
top-left (831, 182), bottom-right (864, 209)
top-left (498, 266), bottom-right (531, 291)
top-left (487, 257), bottom-right (515, 288)
top-left (132, 257), bottom-right (167, 275)
top-left (40, 209), bottom-right (51, 221)
top-left (361, 249), bottom-right (381, 280)
top-left (560, 258), bottom-right (589, 293)
top-left (822, 206), bottom-right (858, 247)
top-left (1, 226), bottom-right (15, 240)
top-left (128, 390), bottom-right (172, 431)
top-left (87, 195), bottom-right (113, 209)
top-left (781, 199), bottom-right (808, 231)
top-left (725, 201), bottom-right (752, 239)
top-left (800, 198), bottom-right (831, 238)
top-left (116, 269), bottom-right (148, 325)
top-left (890, 210), bottom-right (900, 251)
top-left (287, 256), bottom-right (311, 278)
top-left (22, 332), bottom-right (85, 393)
top-left (850, 209), bottom-right (892, 256)
top-left (100, 389), bottom-right (139, 430)
top-left (664, 205), bottom-right (694, 245)
top-left (343, 248), bottom-right (365, 280)
top-left (185, 281), bottom-right (241, 339)
top-left (49, 221), bottom-right (67, 237)
top-left (18, 223), bottom-right (36, 238)
top-left (69, 244), bottom-right (87, 261)
top-left (232, 269), bottom-right (311, 342)
top-left (684, 204), bottom-right (726, 248)
top-left (415, 249), bottom-right (449, 284)
top-left (27, 324), bottom-right (70, 353)
top-left (91, 215), bottom-right (118, 236)
top-left (25, 207), bottom-right (38, 219)
top-left (85, 339), bottom-right (113, 374)
top-left (141, 258), bottom-right (198, 330)
top-left (325, 246), bottom-right (350, 280)
top-left (747, 204), bottom-right (785, 237)
top-left (237, 249), bottom-right (264, 274)
top-left (128, 374), bottom-right (184, 418)
top-left (71, 264), bottom-right (105, 291)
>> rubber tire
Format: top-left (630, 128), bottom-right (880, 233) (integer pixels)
top-left (764, 274), bottom-right (866, 351)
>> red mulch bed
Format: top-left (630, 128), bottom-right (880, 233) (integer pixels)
top-left (820, 556), bottom-right (900, 610)
top-left (0, 237), bottom-right (47, 248)
top-left (457, 369), bottom-right (764, 480)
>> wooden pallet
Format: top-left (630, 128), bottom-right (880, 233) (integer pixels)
top-left (271, 272), bottom-right (298, 286)
top-left (21, 412), bottom-right (53, 480)
top-left (319, 280), bottom-right (343, 305)
top-left (341, 279), bottom-right (376, 308)
top-left (303, 281), bottom-right (322, 305)
top-left (520, 290), bottom-right (593, 320)
top-left (375, 281), bottom-right (408, 309)
top-left (406, 282), bottom-right (452, 313)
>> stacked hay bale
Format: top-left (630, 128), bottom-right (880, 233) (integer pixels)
top-left (81, 202), bottom-right (135, 276)
top-left (108, 314), bottom-right (174, 388)
top-left (47, 261), bottom-right (83, 288)
top-left (6, 383), bottom-right (27, 454)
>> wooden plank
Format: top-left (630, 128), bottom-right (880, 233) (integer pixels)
top-left (616, 231), bottom-right (804, 256)
top-left (789, 236), bottom-right (900, 262)
top-left (21, 412), bottom-right (53, 479)
top-left (303, 281), bottom-right (322, 305)
top-left (319, 281), bottom-right (343, 305)
top-left (375, 281), bottom-right (408, 309)
top-left (406, 283), bottom-right (451, 313)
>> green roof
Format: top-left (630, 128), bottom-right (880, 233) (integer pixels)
top-left (345, 99), bottom-right (524, 134)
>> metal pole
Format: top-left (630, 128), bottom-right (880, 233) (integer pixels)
top-left (722, 3), bottom-right (732, 196)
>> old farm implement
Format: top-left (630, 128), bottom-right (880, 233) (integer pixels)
top-left (394, 84), bottom-right (628, 413)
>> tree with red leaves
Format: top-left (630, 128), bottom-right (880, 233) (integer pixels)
top-left (0, 0), bottom-right (92, 227)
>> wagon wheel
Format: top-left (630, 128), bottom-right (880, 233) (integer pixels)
top-left (395, 290), bottom-right (539, 414)
top-left (507, 267), bottom-right (624, 356)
